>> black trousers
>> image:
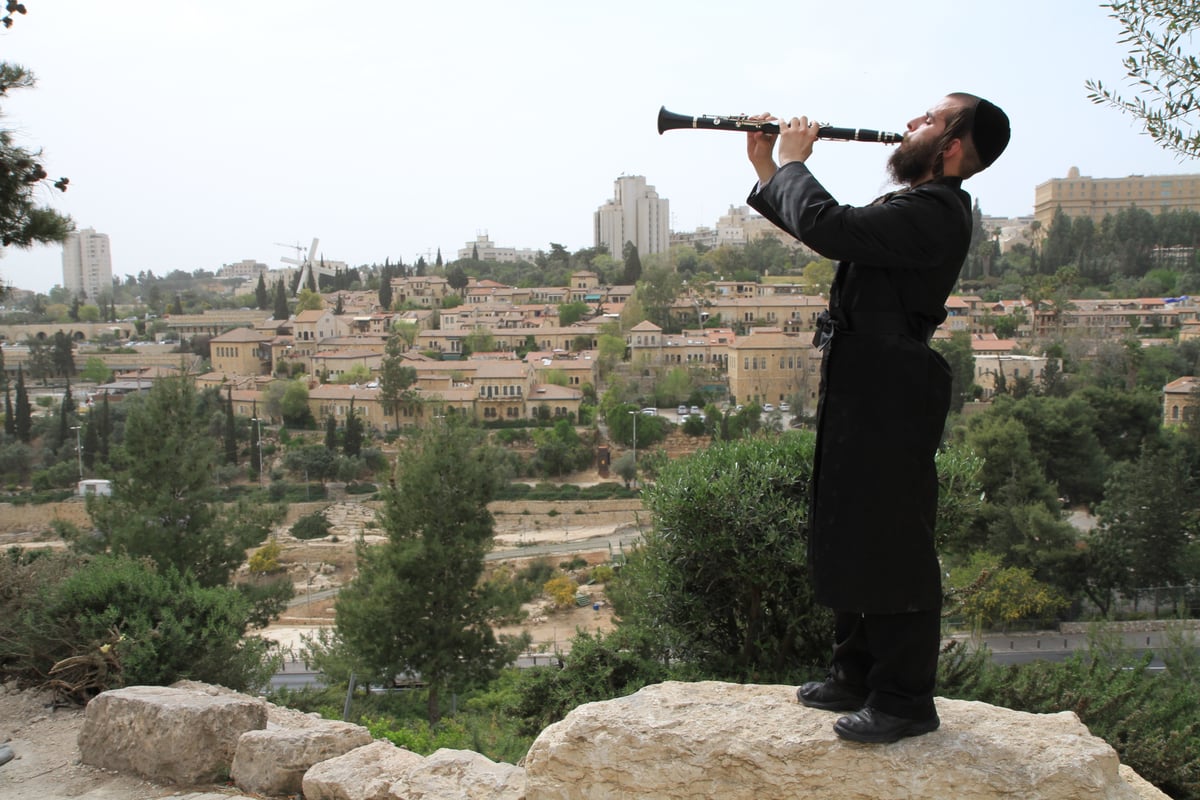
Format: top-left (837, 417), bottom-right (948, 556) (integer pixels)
top-left (829, 608), bottom-right (940, 720)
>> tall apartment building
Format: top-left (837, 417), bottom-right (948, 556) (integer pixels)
top-left (61, 227), bottom-right (113, 302)
top-left (594, 175), bottom-right (669, 259)
top-left (1034, 167), bottom-right (1200, 226)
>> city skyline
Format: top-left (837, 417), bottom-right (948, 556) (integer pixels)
top-left (1, 0), bottom-right (1196, 296)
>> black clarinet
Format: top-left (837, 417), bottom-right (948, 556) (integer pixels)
top-left (657, 106), bottom-right (903, 144)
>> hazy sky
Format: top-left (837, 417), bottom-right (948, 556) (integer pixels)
top-left (0, 1), bottom-right (1194, 295)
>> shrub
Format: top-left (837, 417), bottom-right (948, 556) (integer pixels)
top-left (621, 432), bottom-right (830, 682)
top-left (248, 539), bottom-right (283, 574)
top-left (0, 552), bottom-right (276, 699)
top-left (543, 576), bottom-right (578, 607)
top-left (291, 511), bottom-right (332, 540)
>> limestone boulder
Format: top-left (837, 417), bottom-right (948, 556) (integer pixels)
top-left (302, 740), bottom-right (426, 800)
top-left (231, 717), bottom-right (373, 797)
top-left (388, 748), bottom-right (526, 800)
top-left (77, 684), bottom-right (267, 785)
top-left (523, 680), bottom-right (1167, 800)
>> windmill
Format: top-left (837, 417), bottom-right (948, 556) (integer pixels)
top-left (275, 238), bottom-right (319, 295)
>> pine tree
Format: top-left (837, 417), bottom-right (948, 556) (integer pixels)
top-left (335, 419), bottom-right (526, 722)
top-left (88, 375), bottom-right (274, 587)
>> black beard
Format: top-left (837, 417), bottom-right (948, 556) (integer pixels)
top-left (887, 135), bottom-right (939, 186)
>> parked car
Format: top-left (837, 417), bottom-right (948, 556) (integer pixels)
top-left (677, 404), bottom-right (689, 416)
top-left (763, 403), bottom-right (776, 412)
top-left (641, 407), bottom-right (657, 416)
top-left (689, 405), bottom-right (701, 415)
top-left (779, 402), bottom-right (791, 412)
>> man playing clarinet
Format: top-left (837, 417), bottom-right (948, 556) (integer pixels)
top-left (745, 94), bottom-right (1009, 744)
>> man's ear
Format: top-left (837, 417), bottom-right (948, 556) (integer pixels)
top-left (940, 137), bottom-right (966, 173)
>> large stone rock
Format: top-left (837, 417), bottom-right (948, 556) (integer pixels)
top-left (77, 684), bottom-right (267, 785)
top-left (231, 715), bottom-right (373, 796)
top-left (523, 681), bottom-right (1167, 800)
top-left (302, 740), bottom-right (426, 800)
top-left (302, 741), bottom-right (526, 800)
top-left (388, 748), bottom-right (526, 800)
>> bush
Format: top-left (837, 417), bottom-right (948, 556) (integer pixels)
top-left (938, 636), bottom-right (1200, 799)
top-left (345, 481), bottom-right (378, 495)
top-left (291, 511), bottom-right (332, 540)
top-left (0, 552), bottom-right (276, 699)
top-left (620, 432), bottom-right (831, 682)
top-left (248, 539), bottom-right (283, 574)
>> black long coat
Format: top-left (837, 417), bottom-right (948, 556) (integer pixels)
top-left (748, 161), bottom-right (972, 613)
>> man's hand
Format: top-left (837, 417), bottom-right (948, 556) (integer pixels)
top-left (746, 113), bottom-right (779, 184)
top-left (778, 116), bottom-right (819, 167)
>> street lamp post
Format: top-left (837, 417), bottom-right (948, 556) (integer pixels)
top-left (70, 425), bottom-right (82, 482)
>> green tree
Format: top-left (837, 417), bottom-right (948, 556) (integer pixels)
top-left (1086, 0), bottom-right (1200, 158)
top-left (273, 279), bottom-right (289, 321)
top-left (621, 241), bottom-right (643, 284)
top-left (254, 273), bottom-right (269, 310)
top-left (1094, 442), bottom-right (1199, 611)
top-left (446, 264), bottom-right (468, 291)
top-left (80, 356), bottom-right (112, 385)
top-left (379, 331), bottom-right (419, 427)
top-left (335, 420), bottom-right (527, 722)
top-left (343, 400), bottom-right (364, 458)
top-left (87, 375), bottom-right (278, 587)
top-left (933, 330), bottom-right (978, 413)
top-left (633, 265), bottom-right (682, 331)
top-left (378, 268), bottom-right (393, 310)
top-left (14, 366), bottom-right (31, 442)
top-left (280, 379), bottom-right (314, 427)
top-left (0, 51), bottom-right (73, 294)
top-left (462, 327), bottom-right (496, 356)
top-left (223, 387), bottom-right (237, 466)
top-left (295, 287), bottom-right (323, 312)
top-left (557, 301), bottom-right (590, 327)
top-left (324, 413), bottom-right (338, 451)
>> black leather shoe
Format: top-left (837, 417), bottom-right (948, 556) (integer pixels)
top-left (833, 706), bottom-right (940, 744)
top-left (796, 680), bottom-right (867, 711)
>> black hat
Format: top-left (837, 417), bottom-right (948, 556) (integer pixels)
top-left (969, 98), bottom-right (1010, 169)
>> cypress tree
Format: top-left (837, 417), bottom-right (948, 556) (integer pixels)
top-left (224, 386), bottom-right (238, 465)
top-left (15, 366), bottom-right (31, 443)
top-left (378, 267), bottom-right (393, 310)
top-left (343, 400), bottom-right (363, 458)
top-left (273, 280), bottom-right (289, 321)
top-left (255, 273), bottom-right (269, 310)
top-left (83, 418), bottom-right (98, 470)
top-left (97, 393), bottom-right (111, 463)
top-left (324, 413), bottom-right (338, 452)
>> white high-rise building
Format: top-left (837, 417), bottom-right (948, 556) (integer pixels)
top-left (61, 227), bottom-right (113, 302)
top-left (594, 175), bottom-right (669, 260)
